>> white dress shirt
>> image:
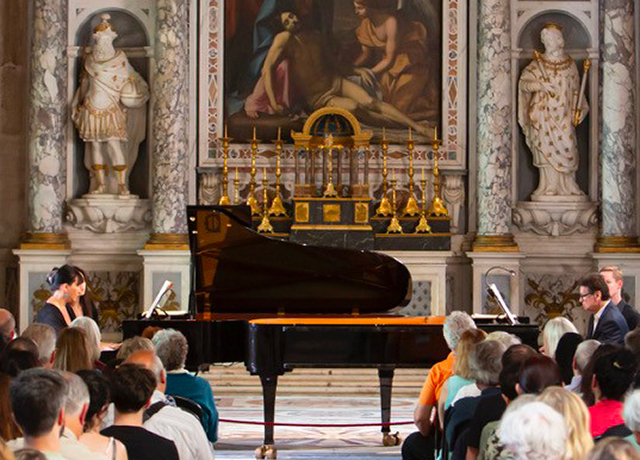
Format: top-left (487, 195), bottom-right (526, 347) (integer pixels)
top-left (592, 301), bottom-right (609, 334)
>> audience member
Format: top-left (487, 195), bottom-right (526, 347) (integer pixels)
top-left (52, 328), bottom-right (93, 373)
top-left (517, 354), bottom-right (563, 395)
top-left (581, 343), bottom-right (618, 406)
top-left (0, 374), bottom-right (21, 441)
top-left (625, 327), bottom-right (640, 360)
top-left (623, 389), bottom-right (640, 450)
top-left (600, 266), bottom-right (640, 332)
top-left (142, 326), bottom-right (162, 340)
top-left (484, 331), bottom-right (521, 349)
top-left (100, 363), bottom-right (179, 460)
top-left (498, 401), bottom-right (567, 460)
top-left (568, 339), bottom-right (600, 394)
top-left (0, 349), bottom-right (40, 377)
top-left (7, 369), bottom-right (67, 457)
top-left (554, 332), bottom-right (583, 385)
top-left (580, 273), bottom-right (629, 344)
top-left (21, 324), bottom-right (56, 369)
top-left (541, 317), bottom-right (578, 358)
top-left (402, 311), bottom-right (476, 460)
top-left (70, 317), bottom-right (105, 370)
top-left (586, 437), bottom-right (640, 460)
top-left (13, 450), bottom-right (43, 460)
top-left (3, 337), bottom-right (38, 357)
top-left (589, 347), bottom-right (636, 438)
top-left (538, 386), bottom-right (593, 460)
top-left (153, 329), bottom-right (219, 444)
top-left (0, 309), bottom-right (16, 343)
top-left (116, 336), bottom-right (154, 361)
top-left (126, 350), bottom-right (214, 459)
top-left (76, 370), bottom-right (127, 460)
top-left (36, 265), bottom-right (84, 335)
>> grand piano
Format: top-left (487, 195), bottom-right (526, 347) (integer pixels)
top-left (123, 206), bottom-right (539, 457)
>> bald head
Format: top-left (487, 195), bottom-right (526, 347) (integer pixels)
top-left (0, 309), bottom-right (15, 341)
top-left (125, 350), bottom-right (165, 392)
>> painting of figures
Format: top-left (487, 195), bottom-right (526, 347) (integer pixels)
top-left (223, 0), bottom-right (442, 142)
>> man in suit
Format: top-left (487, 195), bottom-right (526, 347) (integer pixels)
top-left (580, 273), bottom-right (629, 344)
top-left (600, 266), bottom-right (640, 331)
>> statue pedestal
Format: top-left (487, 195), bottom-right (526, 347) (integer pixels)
top-left (513, 200), bottom-right (597, 237)
top-left (66, 195), bottom-right (151, 234)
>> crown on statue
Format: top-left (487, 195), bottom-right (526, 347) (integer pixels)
top-left (94, 13), bottom-right (115, 33)
top-left (542, 23), bottom-right (563, 31)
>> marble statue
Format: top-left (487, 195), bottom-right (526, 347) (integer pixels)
top-left (72, 14), bottom-right (149, 197)
top-left (518, 24), bottom-right (588, 200)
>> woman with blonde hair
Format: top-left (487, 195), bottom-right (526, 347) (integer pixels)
top-left (52, 327), bottom-right (93, 372)
top-left (538, 386), bottom-right (593, 460)
top-left (541, 317), bottom-right (578, 358)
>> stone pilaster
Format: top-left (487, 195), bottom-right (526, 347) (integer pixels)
top-left (22, 0), bottom-right (68, 249)
top-left (473, 0), bottom-right (517, 251)
top-left (597, 0), bottom-right (639, 252)
top-left (147, 0), bottom-right (190, 249)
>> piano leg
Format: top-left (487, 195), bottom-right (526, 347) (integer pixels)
top-left (379, 368), bottom-right (401, 446)
top-left (257, 374), bottom-right (278, 458)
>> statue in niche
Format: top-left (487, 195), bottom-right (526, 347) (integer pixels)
top-left (72, 13), bottom-right (149, 197)
top-left (518, 24), bottom-right (589, 200)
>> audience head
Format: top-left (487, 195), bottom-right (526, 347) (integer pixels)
top-left (153, 329), bottom-right (189, 371)
top-left (109, 363), bottom-right (156, 414)
top-left (46, 265), bottom-right (83, 302)
top-left (542, 317), bottom-right (578, 358)
top-left (578, 273), bottom-right (610, 313)
top-left (593, 346), bottom-right (636, 402)
top-left (125, 349), bottom-right (165, 393)
top-left (468, 340), bottom-right (506, 386)
top-left (10, 369), bottom-right (67, 438)
top-left (599, 266), bottom-right (624, 302)
top-left (554, 332), bottom-right (583, 385)
top-left (485, 331), bottom-right (521, 349)
top-left (0, 309), bottom-right (16, 342)
top-left (575, 339), bottom-right (601, 376)
top-left (625, 328), bottom-right (640, 359)
top-left (518, 354), bottom-right (563, 395)
top-left (70, 317), bottom-right (101, 362)
top-left (581, 343), bottom-right (617, 406)
top-left (13, 449), bottom-right (45, 460)
top-left (586, 437), bottom-right (640, 460)
top-left (452, 328), bottom-right (487, 379)
top-left (21, 324), bottom-right (56, 368)
top-left (53, 327), bottom-right (93, 373)
top-left (538, 386), bottom-right (593, 460)
top-left (443, 311), bottom-right (476, 352)
top-left (623, 389), bottom-right (640, 447)
top-left (116, 336), bottom-right (154, 361)
top-left (4, 337), bottom-right (38, 357)
top-left (0, 348), bottom-right (40, 377)
top-left (499, 344), bottom-right (537, 401)
top-left (59, 372), bottom-right (90, 437)
top-left (142, 326), bottom-right (162, 340)
top-left (498, 401), bottom-right (567, 460)
top-left (77, 369), bottom-right (111, 432)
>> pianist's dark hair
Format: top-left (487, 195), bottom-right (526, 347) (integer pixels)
top-left (46, 265), bottom-right (81, 291)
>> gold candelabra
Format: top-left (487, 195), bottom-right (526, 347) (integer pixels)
top-left (247, 125), bottom-right (260, 215)
top-left (257, 167), bottom-right (274, 233)
top-left (218, 125), bottom-right (231, 205)
top-left (427, 126), bottom-right (449, 217)
top-left (233, 167), bottom-right (240, 204)
top-left (375, 127), bottom-right (392, 216)
top-left (323, 134), bottom-right (338, 198)
top-left (402, 128), bottom-right (420, 216)
top-left (268, 127), bottom-right (287, 217)
top-left (415, 167), bottom-right (432, 233)
top-left (386, 170), bottom-right (403, 234)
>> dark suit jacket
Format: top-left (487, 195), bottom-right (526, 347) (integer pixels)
top-left (616, 299), bottom-right (640, 331)
top-left (587, 301), bottom-right (629, 344)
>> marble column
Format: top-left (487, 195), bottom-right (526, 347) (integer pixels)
top-left (597, 0), bottom-right (639, 252)
top-left (147, 0), bottom-right (190, 248)
top-left (473, 0), bottom-right (517, 251)
top-left (22, 0), bottom-right (68, 248)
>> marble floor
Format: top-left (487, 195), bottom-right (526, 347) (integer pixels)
top-left (214, 394), bottom-right (416, 459)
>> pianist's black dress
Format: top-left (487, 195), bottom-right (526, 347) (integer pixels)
top-left (36, 301), bottom-right (99, 336)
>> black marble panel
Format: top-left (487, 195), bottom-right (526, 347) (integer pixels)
top-left (290, 229), bottom-right (375, 250)
top-left (374, 235), bottom-right (451, 251)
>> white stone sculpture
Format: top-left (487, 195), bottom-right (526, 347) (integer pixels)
top-left (517, 24), bottom-right (588, 201)
top-left (71, 13), bottom-right (149, 197)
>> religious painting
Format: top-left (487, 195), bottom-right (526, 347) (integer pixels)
top-left (223, 0), bottom-right (442, 142)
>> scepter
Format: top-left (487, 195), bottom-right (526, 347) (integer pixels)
top-left (573, 58), bottom-right (591, 126)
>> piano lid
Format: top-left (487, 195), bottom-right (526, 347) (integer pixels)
top-left (187, 206), bottom-right (412, 314)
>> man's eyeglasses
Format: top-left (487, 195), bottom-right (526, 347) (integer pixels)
top-left (578, 292), bottom-right (594, 302)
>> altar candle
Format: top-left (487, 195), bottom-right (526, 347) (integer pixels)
top-left (224, 124), bottom-right (228, 138)
top-left (408, 127), bottom-right (413, 141)
top-left (263, 167), bottom-right (267, 179)
top-left (392, 169), bottom-right (396, 181)
top-left (382, 127), bottom-right (386, 140)
top-left (235, 167), bottom-right (238, 180)
top-left (277, 127), bottom-right (281, 141)
top-left (422, 167), bottom-right (425, 181)
top-left (433, 125), bottom-right (438, 141)
top-left (253, 124), bottom-right (257, 140)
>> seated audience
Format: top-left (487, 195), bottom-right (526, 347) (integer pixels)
top-left (36, 265), bottom-right (84, 336)
top-left (75, 370), bottom-right (127, 460)
top-left (52, 328), bottom-right (93, 373)
top-left (589, 346), bottom-right (636, 438)
top-left (517, 354), bottom-right (563, 395)
top-left (586, 437), bottom-right (640, 460)
top-left (0, 309), bottom-right (16, 342)
top-left (13, 449), bottom-right (43, 460)
top-left (126, 350), bottom-right (214, 459)
top-left (554, 332), bottom-right (583, 385)
top-left (484, 331), bottom-right (521, 349)
top-left (538, 386), bottom-right (593, 460)
top-left (0, 349), bottom-right (40, 377)
top-left (625, 327), bottom-right (640, 360)
top-left (541, 317), bottom-right (578, 358)
top-left (21, 324), bottom-right (56, 369)
top-left (70, 317), bottom-right (105, 370)
top-left (0, 374), bottom-right (21, 441)
top-left (100, 363), bottom-right (179, 460)
top-left (8, 369), bottom-right (67, 458)
top-left (498, 401), bottom-right (567, 460)
top-left (153, 329), bottom-right (219, 444)
top-left (580, 273), bottom-right (629, 344)
top-left (116, 336), bottom-right (154, 361)
top-left (2, 337), bottom-right (38, 357)
top-left (623, 389), bottom-right (640, 450)
top-left (600, 266), bottom-right (640, 332)
top-left (402, 311), bottom-right (476, 460)
top-left (568, 339), bottom-right (600, 394)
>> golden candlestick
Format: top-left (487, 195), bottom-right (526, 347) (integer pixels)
top-left (247, 125), bottom-right (260, 215)
top-left (386, 170), bottom-right (403, 234)
top-left (427, 126), bottom-right (449, 217)
top-left (233, 167), bottom-right (240, 204)
top-left (415, 167), bottom-right (432, 233)
top-left (375, 127), bottom-right (392, 216)
top-left (402, 127), bottom-right (420, 216)
top-left (257, 167), bottom-right (274, 233)
top-left (323, 134), bottom-right (338, 198)
top-left (268, 127), bottom-right (287, 217)
top-left (218, 124), bottom-right (231, 205)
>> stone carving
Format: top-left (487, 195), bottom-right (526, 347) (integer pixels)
top-left (71, 14), bottom-right (149, 197)
top-left (66, 197), bottom-right (151, 233)
top-left (513, 201), bottom-right (597, 237)
top-left (517, 25), bottom-right (588, 200)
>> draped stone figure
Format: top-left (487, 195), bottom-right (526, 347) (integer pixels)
top-left (72, 14), bottom-right (149, 196)
top-left (518, 25), bottom-right (588, 200)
